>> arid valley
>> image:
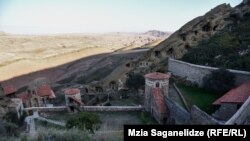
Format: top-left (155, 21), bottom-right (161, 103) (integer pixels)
top-left (0, 31), bottom-right (169, 87)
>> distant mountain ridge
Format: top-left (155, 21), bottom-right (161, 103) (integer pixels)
top-left (0, 31), bottom-right (7, 36)
top-left (144, 30), bottom-right (172, 37)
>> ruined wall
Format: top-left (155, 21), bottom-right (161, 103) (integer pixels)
top-left (168, 58), bottom-right (250, 86)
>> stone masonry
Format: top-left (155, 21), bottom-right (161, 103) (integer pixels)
top-left (168, 58), bottom-right (250, 86)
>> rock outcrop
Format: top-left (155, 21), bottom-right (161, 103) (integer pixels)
top-left (98, 1), bottom-right (250, 92)
top-left (152, 3), bottom-right (233, 59)
top-left (133, 1), bottom-right (249, 71)
top-left (243, 0), bottom-right (250, 5)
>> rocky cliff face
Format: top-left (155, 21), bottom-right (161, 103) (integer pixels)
top-left (144, 30), bottom-right (171, 38)
top-left (243, 0), bottom-right (250, 4)
top-left (97, 1), bottom-right (250, 90)
top-left (153, 3), bottom-right (233, 59)
top-left (135, 0), bottom-right (250, 71)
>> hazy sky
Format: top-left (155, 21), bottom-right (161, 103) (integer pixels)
top-left (0, 0), bottom-right (242, 34)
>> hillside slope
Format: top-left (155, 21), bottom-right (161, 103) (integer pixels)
top-left (93, 0), bottom-right (250, 91)
top-left (182, 12), bottom-right (250, 71)
top-left (0, 32), bottom-right (170, 82)
top-left (132, 0), bottom-right (250, 71)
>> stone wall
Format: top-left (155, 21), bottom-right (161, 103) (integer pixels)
top-left (226, 96), bottom-right (250, 125)
top-left (82, 106), bottom-right (143, 112)
top-left (212, 103), bottom-right (238, 120)
top-left (165, 97), bottom-right (222, 125)
top-left (190, 106), bottom-right (221, 125)
top-left (168, 58), bottom-right (250, 86)
top-left (24, 105), bottom-right (143, 112)
top-left (165, 97), bottom-right (191, 124)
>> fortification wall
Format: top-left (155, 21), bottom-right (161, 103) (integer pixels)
top-left (190, 106), bottom-right (222, 125)
top-left (165, 97), bottom-right (223, 125)
top-left (226, 96), bottom-right (250, 125)
top-left (168, 58), bottom-right (250, 86)
top-left (24, 105), bottom-right (143, 112)
top-left (82, 106), bottom-right (143, 112)
top-left (165, 97), bottom-right (191, 124)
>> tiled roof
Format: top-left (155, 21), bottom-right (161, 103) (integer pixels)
top-left (16, 92), bottom-right (29, 103)
top-left (3, 85), bottom-right (17, 95)
top-left (145, 72), bottom-right (170, 80)
top-left (213, 82), bottom-right (250, 105)
top-left (68, 96), bottom-right (83, 105)
top-left (64, 88), bottom-right (80, 95)
top-left (36, 85), bottom-right (55, 98)
top-left (152, 88), bottom-right (167, 114)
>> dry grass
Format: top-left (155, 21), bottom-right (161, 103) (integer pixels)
top-left (27, 111), bottom-right (146, 141)
top-left (0, 33), bottom-right (164, 81)
top-left (19, 127), bottom-right (90, 141)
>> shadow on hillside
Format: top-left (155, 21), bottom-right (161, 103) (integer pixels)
top-left (1, 53), bottom-right (110, 88)
top-left (1, 49), bottom-right (146, 89)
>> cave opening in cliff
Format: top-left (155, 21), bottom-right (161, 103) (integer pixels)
top-left (154, 51), bottom-right (160, 57)
top-left (185, 44), bottom-right (190, 49)
top-left (213, 25), bottom-right (219, 31)
top-left (202, 22), bottom-right (212, 32)
top-left (95, 87), bottom-right (103, 93)
top-left (167, 48), bottom-right (173, 54)
top-left (194, 30), bottom-right (198, 35)
top-left (126, 63), bottom-right (131, 67)
top-left (180, 33), bottom-right (187, 41)
top-left (85, 88), bottom-right (89, 93)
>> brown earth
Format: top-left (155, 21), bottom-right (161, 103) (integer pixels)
top-left (0, 32), bottom-right (169, 88)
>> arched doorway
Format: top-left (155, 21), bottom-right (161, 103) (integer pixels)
top-left (156, 82), bottom-right (160, 88)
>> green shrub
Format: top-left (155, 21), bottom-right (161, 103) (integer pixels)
top-left (181, 18), bottom-right (250, 71)
top-left (139, 112), bottom-right (156, 124)
top-left (51, 94), bottom-right (65, 106)
top-left (51, 83), bottom-right (63, 92)
top-left (16, 86), bottom-right (28, 93)
top-left (203, 69), bottom-right (235, 95)
top-left (125, 73), bottom-right (145, 94)
top-left (3, 122), bottom-right (18, 136)
top-left (19, 127), bottom-right (91, 141)
top-left (66, 112), bottom-right (101, 133)
top-left (4, 111), bottom-right (27, 126)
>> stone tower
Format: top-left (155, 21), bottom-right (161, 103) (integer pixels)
top-left (144, 72), bottom-right (171, 112)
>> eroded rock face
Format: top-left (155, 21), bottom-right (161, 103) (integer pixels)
top-left (133, 1), bottom-right (250, 71)
top-left (153, 3), bottom-right (233, 59)
top-left (99, 1), bottom-right (249, 91)
top-left (243, 0), bottom-right (250, 5)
